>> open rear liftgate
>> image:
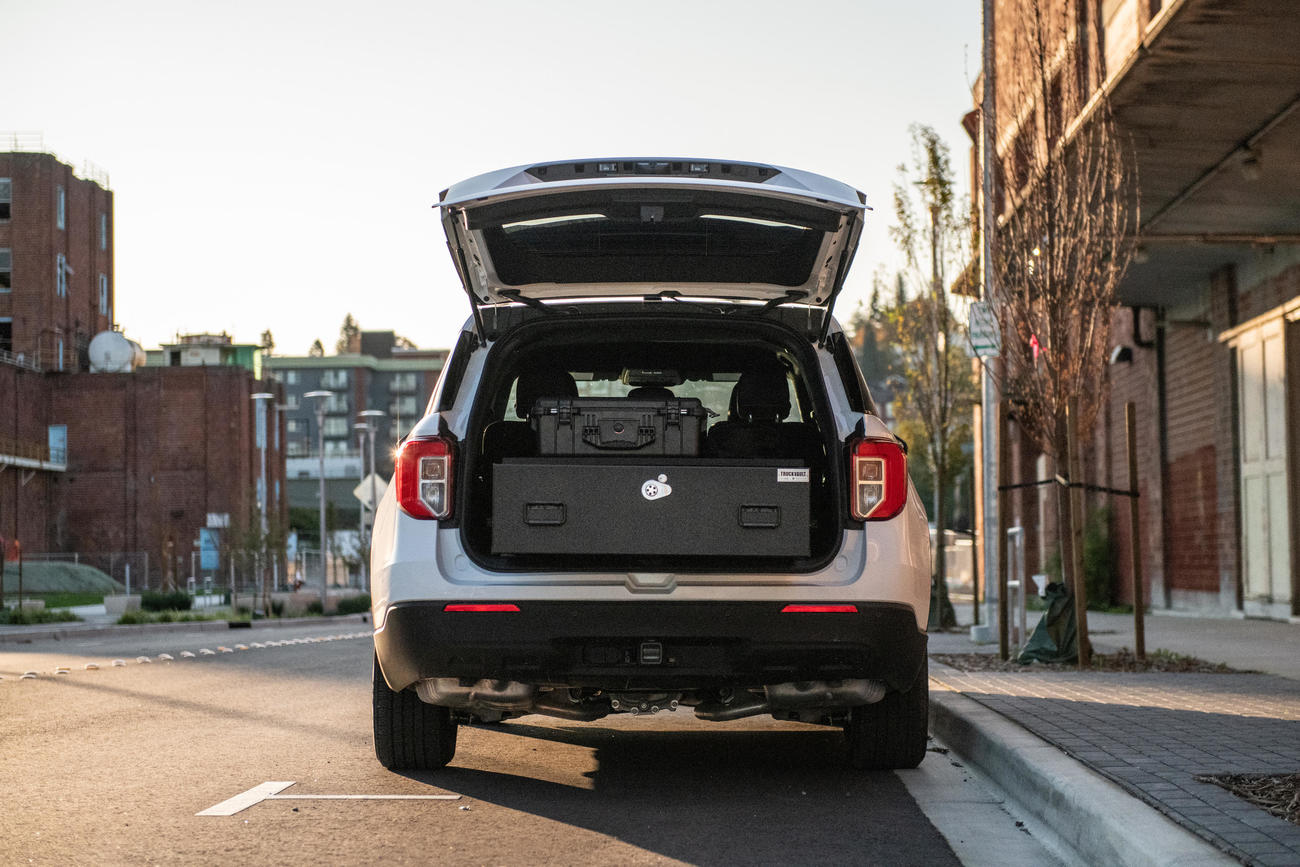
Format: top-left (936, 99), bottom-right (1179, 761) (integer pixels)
top-left (490, 397), bottom-right (811, 557)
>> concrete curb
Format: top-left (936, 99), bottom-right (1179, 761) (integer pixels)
top-left (0, 613), bottom-right (370, 644)
top-left (927, 669), bottom-right (1234, 867)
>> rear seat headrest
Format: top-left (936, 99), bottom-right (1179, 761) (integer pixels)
top-left (734, 367), bottom-right (790, 422)
top-left (627, 385), bottom-right (675, 401)
top-left (515, 369), bottom-right (578, 419)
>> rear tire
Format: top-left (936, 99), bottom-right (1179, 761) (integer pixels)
top-left (372, 653), bottom-right (458, 770)
top-left (845, 659), bottom-right (928, 770)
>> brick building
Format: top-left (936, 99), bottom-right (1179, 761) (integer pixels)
top-left (975, 0), bottom-right (1300, 619)
top-left (1, 147), bottom-right (285, 589)
top-left (0, 149), bottom-right (114, 368)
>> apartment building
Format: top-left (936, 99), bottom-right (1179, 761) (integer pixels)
top-left (264, 331), bottom-right (446, 520)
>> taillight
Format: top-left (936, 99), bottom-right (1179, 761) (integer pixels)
top-left (396, 437), bottom-right (454, 520)
top-left (849, 437), bottom-right (907, 521)
top-left (781, 604), bottom-right (859, 613)
top-left (443, 603), bottom-right (520, 613)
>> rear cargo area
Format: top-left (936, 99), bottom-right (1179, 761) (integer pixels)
top-left (460, 314), bottom-right (844, 573)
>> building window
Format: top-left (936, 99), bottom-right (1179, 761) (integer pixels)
top-left (324, 439), bottom-right (352, 456)
top-left (0, 179), bottom-right (10, 220)
top-left (100, 212), bottom-right (108, 250)
top-left (324, 392), bottom-right (350, 414)
top-left (98, 274), bottom-right (109, 315)
top-left (390, 371), bottom-right (419, 393)
top-left (0, 249), bottom-right (10, 292)
top-left (56, 253), bottom-right (69, 297)
top-left (321, 369), bottom-right (349, 389)
top-left (56, 337), bottom-right (65, 371)
top-left (287, 418), bottom-right (306, 436)
top-left (0, 317), bottom-right (12, 353)
top-left (287, 440), bottom-right (311, 457)
top-left (389, 395), bottom-right (419, 417)
top-left (323, 417), bottom-right (350, 437)
top-left (284, 370), bottom-right (299, 385)
top-left (57, 185), bottom-right (65, 230)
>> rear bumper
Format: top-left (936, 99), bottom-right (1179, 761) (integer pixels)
top-left (374, 600), bottom-right (926, 693)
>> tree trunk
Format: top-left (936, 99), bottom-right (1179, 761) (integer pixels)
top-left (929, 454), bottom-right (958, 630)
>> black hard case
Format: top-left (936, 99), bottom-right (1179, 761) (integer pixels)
top-left (490, 458), bottom-right (811, 557)
top-left (531, 397), bottom-right (706, 456)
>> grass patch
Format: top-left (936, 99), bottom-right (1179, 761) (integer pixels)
top-left (0, 607), bottom-right (84, 625)
top-left (3, 562), bottom-right (123, 595)
top-left (35, 592), bottom-right (107, 608)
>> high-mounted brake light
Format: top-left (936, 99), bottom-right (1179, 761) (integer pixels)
top-left (396, 437), bottom-right (454, 520)
top-left (443, 603), bottom-right (520, 613)
top-left (781, 604), bottom-right (859, 614)
top-left (849, 437), bottom-right (908, 521)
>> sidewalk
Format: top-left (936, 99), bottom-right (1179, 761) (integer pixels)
top-left (929, 610), bottom-right (1300, 866)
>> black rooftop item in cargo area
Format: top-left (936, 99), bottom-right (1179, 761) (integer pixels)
top-left (531, 396), bottom-right (707, 456)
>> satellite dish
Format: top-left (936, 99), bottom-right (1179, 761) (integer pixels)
top-left (88, 331), bottom-right (144, 373)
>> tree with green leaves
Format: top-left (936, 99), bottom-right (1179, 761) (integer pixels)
top-left (309, 338), bottom-right (325, 358)
top-left (886, 124), bottom-right (979, 630)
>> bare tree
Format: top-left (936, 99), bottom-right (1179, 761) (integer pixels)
top-left (987, 0), bottom-right (1138, 662)
top-left (887, 125), bottom-right (979, 630)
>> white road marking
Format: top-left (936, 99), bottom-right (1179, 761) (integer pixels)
top-left (197, 782), bottom-right (461, 816)
top-left (197, 781), bottom-right (295, 816)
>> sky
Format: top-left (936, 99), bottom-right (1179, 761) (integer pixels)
top-left (5, 0), bottom-right (982, 355)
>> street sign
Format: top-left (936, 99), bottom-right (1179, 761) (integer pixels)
top-left (353, 473), bottom-right (389, 511)
top-left (969, 301), bottom-right (1000, 358)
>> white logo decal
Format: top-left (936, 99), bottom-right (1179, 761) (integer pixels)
top-left (641, 474), bottom-right (673, 501)
top-left (777, 468), bottom-right (810, 483)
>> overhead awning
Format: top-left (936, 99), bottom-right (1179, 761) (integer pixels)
top-left (1109, 0), bottom-right (1300, 306)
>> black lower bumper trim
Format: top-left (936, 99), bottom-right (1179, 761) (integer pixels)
top-left (375, 600), bottom-right (926, 693)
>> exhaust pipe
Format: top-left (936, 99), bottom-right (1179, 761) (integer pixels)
top-left (416, 678), bottom-right (535, 710)
top-left (694, 693), bottom-right (770, 721)
top-left (766, 679), bottom-right (887, 708)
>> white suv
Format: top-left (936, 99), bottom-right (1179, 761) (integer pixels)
top-left (370, 158), bottom-right (931, 771)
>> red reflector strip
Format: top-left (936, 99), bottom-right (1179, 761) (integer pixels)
top-left (443, 603), bottom-right (521, 613)
top-left (780, 604), bottom-right (859, 614)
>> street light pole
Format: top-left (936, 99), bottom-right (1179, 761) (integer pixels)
top-left (357, 409), bottom-right (386, 595)
top-left (304, 390), bottom-right (333, 611)
top-left (353, 422), bottom-right (370, 590)
top-left (251, 392), bottom-right (274, 610)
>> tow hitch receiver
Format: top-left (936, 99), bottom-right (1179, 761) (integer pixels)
top-left (639, 641), bottom-right (663, 665)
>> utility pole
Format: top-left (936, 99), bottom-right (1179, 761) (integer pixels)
top-left (305, 390), bottom-right (333, 611)
top-left (976, 0), bottom-right (1001, 642)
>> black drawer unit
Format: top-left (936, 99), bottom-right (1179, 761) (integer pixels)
top-left (531, 397), bottom-right (706, 456)
top-left (491, 458), bottom-right (811, 556)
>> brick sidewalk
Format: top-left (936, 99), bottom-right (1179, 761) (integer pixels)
top-left (930, 666), bottom-right (1300, 866)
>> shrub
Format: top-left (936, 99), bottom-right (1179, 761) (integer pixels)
top-left (0, 606), bottom-right (83, 625)
top-left (305, 599), bottom-right (324, 616)
top-left (336, 594), bottom-right (371, 616)
top-left (117, 609), bottom-right (219, 625)
top-left (270, 598), bottom-right (285, 617)
top-left (141, 590), bottom-right (193, 612)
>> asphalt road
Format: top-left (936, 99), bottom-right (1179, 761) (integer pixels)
top-left (0, 622), bottom-right (1057, 866)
